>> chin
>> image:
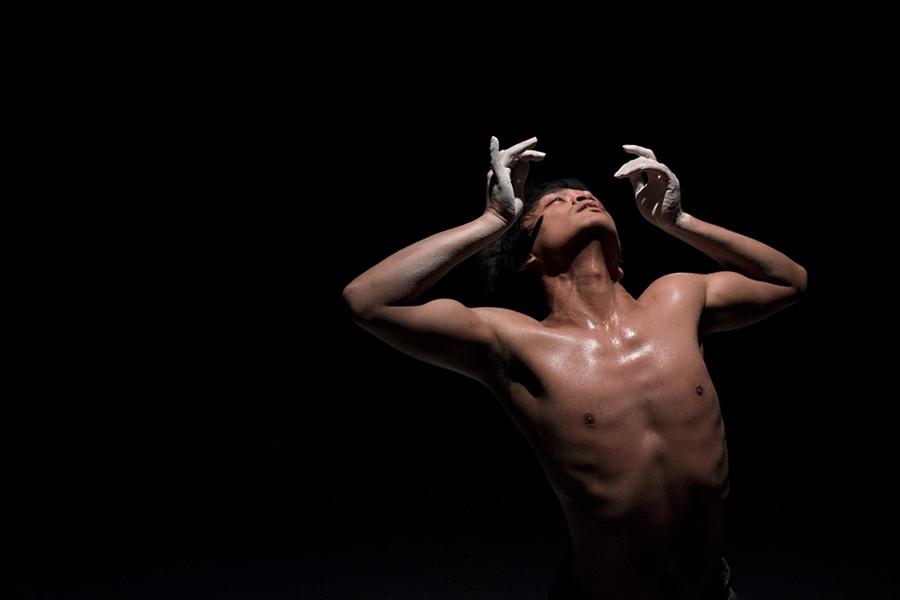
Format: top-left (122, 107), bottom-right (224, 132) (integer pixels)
top-left (583, 217), bottom-right (617, 236)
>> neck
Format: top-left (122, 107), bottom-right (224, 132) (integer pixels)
top-left (539, 240), bottom-right (628, 326)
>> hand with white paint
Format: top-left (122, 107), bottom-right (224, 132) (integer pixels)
top-left (485, 136), bottom-right (545, 226)
top-left (614, 145), bottom-right (683, 230)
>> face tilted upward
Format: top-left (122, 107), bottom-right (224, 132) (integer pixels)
top-left (522, 188), bottom-right (620, 259)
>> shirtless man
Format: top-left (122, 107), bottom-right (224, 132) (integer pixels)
top-left (342, 136), bottom-right (807, 599)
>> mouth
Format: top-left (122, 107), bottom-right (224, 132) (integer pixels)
top-left (577, 203), bottom-right (603, 213)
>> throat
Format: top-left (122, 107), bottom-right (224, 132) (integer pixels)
top-left (545, 281), bottom-right (633, 329)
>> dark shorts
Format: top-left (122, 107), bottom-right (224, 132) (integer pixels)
top-left (547, 550), bottom-right (738, 599)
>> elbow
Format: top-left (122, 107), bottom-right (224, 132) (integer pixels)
top-left (342, 282), bottom-right (377, 322)
top-left (789, 265), bottom-right (808, 301)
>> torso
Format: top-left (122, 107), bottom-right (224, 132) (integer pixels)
top-left (484, 275), bottom-right (730, 600)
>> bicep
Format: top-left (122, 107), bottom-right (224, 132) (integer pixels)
top-left (348, 298), bottom-right (502, 382)
top-left (702, 271), bottom-right (804, 334)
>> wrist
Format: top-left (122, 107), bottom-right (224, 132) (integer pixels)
top-left (481, 208), bottom-right (518, 230)
top-left (663, 211), bottom-right (693, 232)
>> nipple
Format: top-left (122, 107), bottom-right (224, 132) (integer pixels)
top-left (583, 413), bottom-right (596, 428)
top-left (696, 385), bottom-right (704, 396)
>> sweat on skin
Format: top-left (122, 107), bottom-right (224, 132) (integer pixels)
top-left (343, 136), bottom-right (806, 600)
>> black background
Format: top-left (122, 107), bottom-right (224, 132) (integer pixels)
top-left (11, 42), bottom-right (896, 599)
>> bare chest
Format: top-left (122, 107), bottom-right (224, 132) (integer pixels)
top-left (499, 317), bottom-right (722, 469)
top-left (513, 318), bottom-right (708, 405)
top-left (503, 320), bottom-right (728, 516)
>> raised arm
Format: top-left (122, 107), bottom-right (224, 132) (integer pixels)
top-left (615, 145), bottom-right (807, 334)
top-left (342, 136), bottom-right (544, 382)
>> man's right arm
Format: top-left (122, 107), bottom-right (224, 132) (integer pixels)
top-left (342, 211), bottom-right (510, 381)
top-left (342, 136), bottom-right (542, 383)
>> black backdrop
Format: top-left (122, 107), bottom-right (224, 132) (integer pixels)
top-left (11, 57), bottom-right (895, 599)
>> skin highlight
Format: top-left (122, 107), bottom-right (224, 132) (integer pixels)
top-left (343, 137), bottom-right (806, 599)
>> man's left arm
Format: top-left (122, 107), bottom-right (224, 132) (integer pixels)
top-left (615, 145), bottom-right (808, 334)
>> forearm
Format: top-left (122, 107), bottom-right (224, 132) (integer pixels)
top-left (343, 212), bottom-right (509, 314)
top-left (665, 213), bottom-right (808, 290)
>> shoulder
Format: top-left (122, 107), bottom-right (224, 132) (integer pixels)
top-left (472, 306), bottom-right (543, 333)
top-left (471, 306), bottom-right (555, 356)
top-left (639, 273), bottom-right (709, 317)
top-left (642, 272), bottom-right (708, 300)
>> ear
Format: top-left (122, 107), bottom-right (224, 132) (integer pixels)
top-left (515, 253), bottom-right (539, 273)
top-left (511, 215), bottom-right (542, 273)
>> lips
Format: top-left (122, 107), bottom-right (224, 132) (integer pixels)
top-left (577, 203), bottom-right (602, 213)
